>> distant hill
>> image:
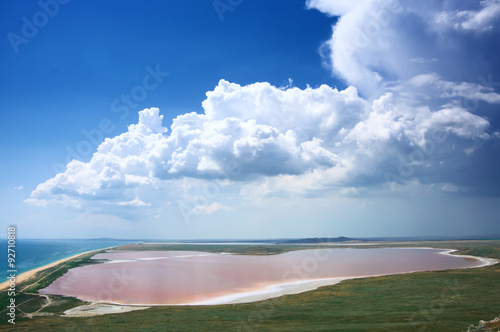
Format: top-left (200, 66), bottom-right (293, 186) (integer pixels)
top-left (86, 238), bottom-right (137, 241)
top-left (277, 236), bottom-right (359, 244)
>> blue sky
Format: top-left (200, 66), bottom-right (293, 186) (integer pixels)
top-left (1, 0), bottom-right (500, 239)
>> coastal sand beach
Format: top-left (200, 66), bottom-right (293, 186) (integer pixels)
top-left (0, 247), bottom-right (116, 291)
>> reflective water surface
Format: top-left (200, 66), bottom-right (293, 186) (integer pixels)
top-left (39, 248), bottom-right (482, 305)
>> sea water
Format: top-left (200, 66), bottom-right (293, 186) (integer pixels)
top-left (0, 239), bottom-right (138, 277)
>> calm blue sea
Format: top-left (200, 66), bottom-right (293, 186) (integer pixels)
top-left (0, 239), bottom-right (139, 278)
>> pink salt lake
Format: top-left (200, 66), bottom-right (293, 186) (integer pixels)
top-left (39, 248), bottom-right (492, 305)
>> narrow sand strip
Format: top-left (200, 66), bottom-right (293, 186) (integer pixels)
top-left (441, 249), bottom-right (499, 268)
top-left (189, 278), bottom-right (350, 305)
top-left (0, 246), bottom-right (117, 291)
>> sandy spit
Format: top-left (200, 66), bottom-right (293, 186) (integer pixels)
top-left (0, 246), bottom-right (116, 291)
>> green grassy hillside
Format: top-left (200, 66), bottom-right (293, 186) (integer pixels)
top-left (1, 241), bottom-right (499, 331)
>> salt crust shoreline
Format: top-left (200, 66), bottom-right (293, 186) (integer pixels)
top-left (3, 246), bottom-right (498, 316)
top-left (69, 247), bottom-right (499, 307)
top-left (122, 248), bottom-right (499, 307)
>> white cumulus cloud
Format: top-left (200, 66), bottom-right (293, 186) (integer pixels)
top-left (435, 0), bottom-right (500, 32)
top-left (26, 0), bottom-right (500, 220)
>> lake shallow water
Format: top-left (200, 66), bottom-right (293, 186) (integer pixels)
top-left (39, 248), bottom-right (487, 305)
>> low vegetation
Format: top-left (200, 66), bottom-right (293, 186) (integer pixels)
top-left (1, 240), bottom-right (499, 331)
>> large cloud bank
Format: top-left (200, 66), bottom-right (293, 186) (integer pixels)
top-left (307, 0), bottom-right (500, 95)
top-left (27, 0), bottom-right (500, 218)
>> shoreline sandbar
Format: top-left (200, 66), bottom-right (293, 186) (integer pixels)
top-left (0, 246), bottom-right (117, 291)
